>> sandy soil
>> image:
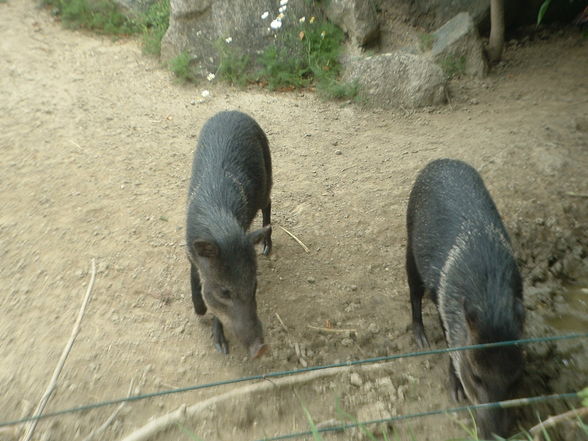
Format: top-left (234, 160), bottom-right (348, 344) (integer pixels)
top-left (1, 1), bottom-right (587, 440)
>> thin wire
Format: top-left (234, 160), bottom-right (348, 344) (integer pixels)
top-left (1, 332), bottom-right (585, 428)
top-left (253, 392), bottom-right (580, 441)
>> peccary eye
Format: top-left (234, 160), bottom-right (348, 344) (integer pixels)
top-left (220, 288), bottom-right (232, 299)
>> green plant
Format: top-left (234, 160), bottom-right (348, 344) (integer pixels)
top-left (537, 0), bottom-right (552, 24)
top-left (418, 32), bottom-right (435, 51)
top-left (253, 18), bottom-right (357, 99)
top-left (169, 51), bottom-right (194, 82)
top-left (439, 55), bottom-right (466, 78)
top-left (41, 0), bottom-right (138, 34)
top-left (141, 0), bottom-right (170, 56)
top-left (214, 39), bottom-right (251, 87)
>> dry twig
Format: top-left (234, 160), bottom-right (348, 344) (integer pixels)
top-left (80, 379), bottom-right (135, 441)
top-left (21, 259), bottom-right (97, 441)
top-left (565, 192), bottom-right (588, 198)
top-left (119, 362), bottom-right (391, 441)
top-left (278, 225), bottom-right (309, 253)
top-left (275, 313), bottom-right (288, 332)
top-left (529, 407), bottom-right (588, 441)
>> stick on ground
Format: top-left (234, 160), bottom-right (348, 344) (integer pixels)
top-left (80, 378), bottom-right (135, 441)
top-left (119, 362), bottom-right (391, 441)
top-left (529, 407), bottom-right (588, 441)
top-left (278, 225), bottom-right (310, 253)
top-left (20, 259), bottom-right (97, 441)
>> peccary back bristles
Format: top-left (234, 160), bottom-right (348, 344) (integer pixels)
top-left (186, 111), bottom-right (272, 251)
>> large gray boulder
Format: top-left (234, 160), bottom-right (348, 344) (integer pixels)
top-left (344, 52), bottom-right (447, 109)
top-left (430, 12), bottom-right (487, 77)
top-left (324, 0), bottom-right (380, 47)
top-left (411, 0), bottom-right (489, 29)
top-left (161, 0), bottom-right (321, 77)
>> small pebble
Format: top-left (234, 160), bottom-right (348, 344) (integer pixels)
top-left (341, 338), bottom-right (353, 347)
top-left (350, 372), bottom-right (362, 387)
top-left (335, 150), bottom-right (342, 155)
top-left (307, 276), bottom-right (315, 284)
top-left (368, 323), bottom-right (379, 334)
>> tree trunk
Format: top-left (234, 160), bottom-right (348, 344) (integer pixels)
top-left (488, 0), bottom-right (505, 63)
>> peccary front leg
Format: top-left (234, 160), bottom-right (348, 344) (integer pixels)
top-left (261, 200), bottom-right (272, 256)
top-left (190, 264), bottom-right (207, 315)
top-left (406, 245), bottom-right (429, 348)
top-left (212, 316), bottom-right (229, 354)
top-left (449, 358), bottom-right (466, 402)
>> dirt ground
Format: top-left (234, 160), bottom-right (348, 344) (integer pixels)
top-left (1, 1), bottom-right (587, 440)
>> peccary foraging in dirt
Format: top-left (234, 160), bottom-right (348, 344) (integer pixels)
top-left (406, 159), bottom-right (525, 439)
top-left (186, 110), bottom-right (272, 359)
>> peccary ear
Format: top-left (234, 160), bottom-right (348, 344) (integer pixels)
top-left (247, 225), bottom-right (271, 246)
top-left (193, 240), bottom-right (219, 258)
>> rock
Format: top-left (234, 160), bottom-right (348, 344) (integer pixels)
top-left (410, 0), bottom-right (490, 29)
top-left (350, 372), bottom-right (363, 387)
top-left (325, 0), bottom-right (380, 47)
top-left (341, 337), bottom-right (353, 346)
top-left (367, 322), bottom-right (379, 334)
top-left (344, 52), bottom-right (446, 109)
top-left (430, 12), bottom-right (487, 77)
top-left (161, 0), bottom-right (320, 78)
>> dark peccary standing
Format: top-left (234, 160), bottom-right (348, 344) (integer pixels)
top-left (186, 110), bottom-right (272, 359)
top-left (406, 159), bottom-right (525, 439)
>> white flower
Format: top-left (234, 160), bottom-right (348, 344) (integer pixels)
top-left (299, 16), bottom-right (305, 23)
top-left (201, 90), bottom-right (210, 98)
top-left (277, 13), bottom-right (284, 19)
top-left (225, 37), bottom-right (232, 43)
top-left (206, 73), bottom-right (215, 81)
top-left (280, 0), bottom-right (288, 5)
top-left (321, 30), bottom-right (326, 39)
top-left (261, 11), bottom-right (269, 19)
top-left (279, 5), bottom-right (286, 13)
top-left (270, 19), bottom-right (282, 29)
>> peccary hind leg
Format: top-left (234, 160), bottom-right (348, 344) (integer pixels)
top-left (449, 358), bottom-right (466, 402)
top-left (406, 245), bottom-right (429, 348)
top-left (261, 200), bottom-right (272, 256)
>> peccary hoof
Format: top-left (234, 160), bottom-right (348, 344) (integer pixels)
top-left (412, 323), bottom-right (430, 349)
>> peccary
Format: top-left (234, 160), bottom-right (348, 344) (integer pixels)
top-left (186, 111), bottom-right (272, 359)
top-left (406, 158), bottom-right (525, 439)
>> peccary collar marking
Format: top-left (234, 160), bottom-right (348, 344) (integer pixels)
top-left (437, 225), bottom-right (514, 401)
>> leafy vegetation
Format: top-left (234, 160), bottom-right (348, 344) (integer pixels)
top-left (168, 51), bottom-right (194, 82)
top-left (41, 0), bottom-right (170, 55)
top-left (41, 0), bottom-right (137, 34)
top-left (140, 0), bottom-right (170, 56)
top-left (439, 55), bottom-right (466, 78)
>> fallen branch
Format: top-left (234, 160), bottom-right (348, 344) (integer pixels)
top-left (278, 225), bottom-right (309, 253)
top-left (119, 362), bottom-right (391, 441)
top-left (21, 259), bottom-right (97, 441)
top-left (530, 407), bottom-right (588, 441)
top-left (80, 378), bottom-right (134, 441)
